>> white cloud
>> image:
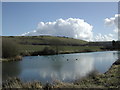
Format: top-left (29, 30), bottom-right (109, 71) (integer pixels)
top-left (104, 18), bottom-right (114, 26)
top-left (22, 14), bottom-right (120, 41)
top-left (105, 14), bottom-right (120, 33)
top-left (22, 18), bottom-right (93, 41)
top-left (114, 28), bottom-right (118, 33)
top-left (94, 33), bottom-right (115, 41)
top-left (94, 14), bottom-right (120, 41)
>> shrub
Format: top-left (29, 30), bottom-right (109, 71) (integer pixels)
top-left (2, 38), bottom-right (20, 58)
top-left (42, 47), bottom-right (56, 55)
top-left (31, 47), bottom-right (56, 56)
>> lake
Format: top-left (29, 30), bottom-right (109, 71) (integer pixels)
top-left (2, 51), bottom-right (119, 83)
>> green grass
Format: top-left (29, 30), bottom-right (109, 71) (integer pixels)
top-left (2, 38), bottom-right (20, 58)
top-left (18, 45), bottom-right (102, 54)
top-left (58, 46), bottom-right (102, 52)
top-left (2, 36), bottom-right (102, 57)
top-left (3, 36), bottom-right (87, 45)
top-left (18, 45), bottom-right (49, 53)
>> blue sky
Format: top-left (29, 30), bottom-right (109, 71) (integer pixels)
top-left (2, 2), bottom-right (118, 41)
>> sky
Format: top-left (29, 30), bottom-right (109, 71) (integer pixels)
top-left (2, 2), bottom-right (118, 41)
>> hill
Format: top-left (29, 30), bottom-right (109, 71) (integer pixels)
top-left (2, 36), bottom-right (102, 59)
top-left (2, 36), bottom-right (88, 46)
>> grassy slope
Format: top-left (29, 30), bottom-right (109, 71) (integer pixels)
top-left (4, 36), bottom-right (87, 45)
top-left (2, 36), bottom-right (102, 55)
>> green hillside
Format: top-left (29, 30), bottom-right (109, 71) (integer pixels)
top-left (2, 36), bottom-right (87, 45)
top-left (2, 36), bottom-right (102, 58)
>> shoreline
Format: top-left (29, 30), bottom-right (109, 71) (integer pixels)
top-left (2, 59), bottom-right (120, 88)
top-left (1, 49), bottom-right (115, 62)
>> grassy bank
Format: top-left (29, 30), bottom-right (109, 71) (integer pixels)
top-left (55, 59), bottom-right (120, 88)
top-left (2, 36), bottom-right (103, 61)
top-left (2, 59), bottom-right (120, 89)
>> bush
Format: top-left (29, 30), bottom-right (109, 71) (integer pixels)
top-left (42, 47), bottom-right (56, 55)
top-left (31, 47), bottom-right (56, 56)
top-left (2, 38), bottom-right (20, 58)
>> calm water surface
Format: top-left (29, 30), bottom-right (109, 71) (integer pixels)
top-left (2, 51), bottom-right (119, 83)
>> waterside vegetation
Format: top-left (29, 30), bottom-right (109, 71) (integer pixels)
top-left (2, 36), bottom-right (103, 61)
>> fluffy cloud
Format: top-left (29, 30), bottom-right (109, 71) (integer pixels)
top-left (105, 14), bottom-right (120, 33)
top-left (94, 14), bottom-right (120, 41)
top-left (94, 33), bottom-right (114, 41)
top-left (22, 18), bottom-right (93, 41)
top-left (22, 15), bottom-right (119, 41)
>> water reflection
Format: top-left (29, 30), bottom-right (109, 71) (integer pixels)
top-left (118, 51), bottom-right (120, 59)
top-left (2, 61), bottom-right (22, 81)
top-left (92, 51), bottom-right (118, 73)
top-left (38, 55), bottom-right (94, 82)
top-left (2, 51), bottom-right (118, 83)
